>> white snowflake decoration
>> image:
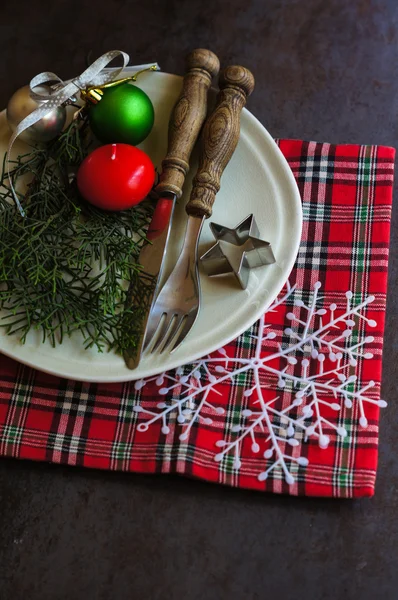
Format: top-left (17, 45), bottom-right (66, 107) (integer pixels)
top-left (133, 282), bottom-right (386, 485)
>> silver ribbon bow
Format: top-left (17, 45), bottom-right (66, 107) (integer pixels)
top-left (7, 50), bottom-right (160, 216)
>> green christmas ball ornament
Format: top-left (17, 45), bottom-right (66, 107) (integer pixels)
top-left (88, 82), bottom-right (155, 146)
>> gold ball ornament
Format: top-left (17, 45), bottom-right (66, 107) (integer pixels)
top-left (6, 85), bottom-right (67, 143)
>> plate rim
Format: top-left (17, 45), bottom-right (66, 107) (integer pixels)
top-left (0, 72), bottom-right (302, 382)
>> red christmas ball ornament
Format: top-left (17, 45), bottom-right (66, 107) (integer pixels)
top-left (77, 143), bottom-right (155, 211)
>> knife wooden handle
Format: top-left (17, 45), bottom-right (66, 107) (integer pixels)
top-left (185, 65), bottom-right (255, 219)
top-left (155, 49), bottom-right (220, 199)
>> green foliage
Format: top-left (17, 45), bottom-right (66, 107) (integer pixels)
top-left (0, 117), bottom-right (154, 353)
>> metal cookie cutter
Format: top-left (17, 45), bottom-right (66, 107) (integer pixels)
top-left (200, 214), bottom-right (275, 289)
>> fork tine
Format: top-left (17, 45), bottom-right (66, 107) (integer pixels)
top-left (159, 315), bottom-right (186, 354)
top-left (169, 312), bottom-right (198, 354)
top-left (143, 312), bottom-right (164, 352)
top-left (151, 313), bottom-right (178, 353)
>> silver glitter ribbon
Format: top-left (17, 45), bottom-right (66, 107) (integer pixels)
top-left (7, 50), bottom-right (160, 216)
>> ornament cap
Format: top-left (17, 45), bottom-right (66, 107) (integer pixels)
top-left (81, 87), bottom-right (104, 104)
top-left (81, 63), bottom-right (158, 107)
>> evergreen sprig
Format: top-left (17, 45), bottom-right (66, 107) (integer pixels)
top-left (0, 117), bottom-right (154, 353)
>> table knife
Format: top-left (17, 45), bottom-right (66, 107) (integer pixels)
top-left (123, 48), bottom-right (220, 369)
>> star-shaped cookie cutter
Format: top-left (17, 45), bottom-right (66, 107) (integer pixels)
top-left (200, 214), bottom-right (275, 289)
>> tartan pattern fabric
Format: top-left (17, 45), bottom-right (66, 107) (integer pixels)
top-left (0, 140), bottom-right (394, 497)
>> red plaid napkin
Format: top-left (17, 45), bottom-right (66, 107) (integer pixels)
top-left (0, 140), bottom-right (394, 497)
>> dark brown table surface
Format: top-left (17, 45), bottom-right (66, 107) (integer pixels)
top-left (0, 1), bottom-right (397, 598)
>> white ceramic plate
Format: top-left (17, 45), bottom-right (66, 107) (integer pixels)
top-left (0, 70), bottom-right (302, 382)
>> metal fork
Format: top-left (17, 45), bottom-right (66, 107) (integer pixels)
top-left (144, 65), bottom-right (255, 354)
top-left (144, 215), bottom-right (204, 353)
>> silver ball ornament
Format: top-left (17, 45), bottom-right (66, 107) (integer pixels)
top-left (6, 84), bottom-right (66, 143)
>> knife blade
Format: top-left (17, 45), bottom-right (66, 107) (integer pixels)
top-left (123, 49), bottom-right (220, 369)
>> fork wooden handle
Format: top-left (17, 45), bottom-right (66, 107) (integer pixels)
top-left (186, 65), bottom-right (255, 219)
top-left (155, 49), bottom-right (220, 199)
